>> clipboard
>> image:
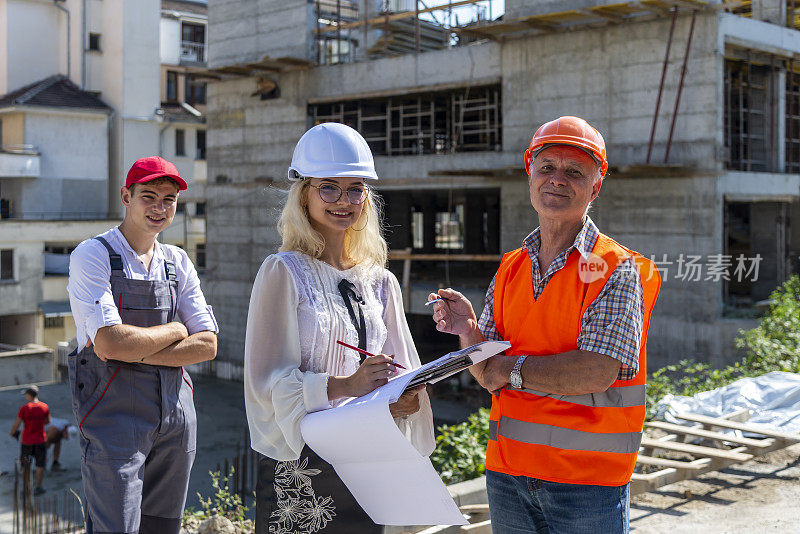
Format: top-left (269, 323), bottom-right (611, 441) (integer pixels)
top-left (403, 341), bottom-right (511, 392)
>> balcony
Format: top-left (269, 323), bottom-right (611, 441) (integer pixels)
top-left (0, 145), bottom-right (40, 178)
top-left (181, 41), bottom-right (207, 65)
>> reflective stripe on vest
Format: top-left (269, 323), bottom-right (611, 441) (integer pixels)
top-left (490, 418), bottom-right (643, 454)
top-left (506, 383), bottom-right (646, 408)
top-left (486, 233), bottom-right (661, 486)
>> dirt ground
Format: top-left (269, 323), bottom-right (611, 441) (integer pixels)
top-left (630, 444), bottom-right (800, 532)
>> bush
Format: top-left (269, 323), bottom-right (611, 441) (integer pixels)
top-left (430, 408), bottom-right (490, 485)
top-left (431, 276), bottom-right (800, 484)
top-left (183, 467), bottom-right (250, 526)
top-left (735, 274), bottom-right (800, 374)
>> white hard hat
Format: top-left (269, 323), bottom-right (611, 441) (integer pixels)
top-left (288, 122), bottom-right (379, 181)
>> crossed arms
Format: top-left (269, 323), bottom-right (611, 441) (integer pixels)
top-left (93, 323), bottom-right (217, 367)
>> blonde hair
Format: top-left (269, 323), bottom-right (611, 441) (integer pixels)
top-left (278, 180), bottom-right (388, 268)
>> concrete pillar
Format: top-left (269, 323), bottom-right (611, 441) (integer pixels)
top-left (752, 0), bottom-right (786, 26)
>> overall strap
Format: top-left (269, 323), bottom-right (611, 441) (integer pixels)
top-left (164, 259), bottom-right (177, 282)
top-left (93, 236), bottom-right (125, 274)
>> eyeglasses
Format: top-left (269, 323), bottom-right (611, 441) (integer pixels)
top-left (309, 183), bottom-right (366, 205)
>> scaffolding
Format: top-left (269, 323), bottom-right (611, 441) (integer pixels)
top-left (309, 84), bottom-right (501, 155)
top-left (313, 0), bottom-right (493, 65)
top-left (724, 56), bottom-right (774, 172)
top-left (787, 60), bottom-right (800, 173)
top-left (722, 0), bottom-right (800, 31)
top-left (315, 0), bottom-right (361, 65)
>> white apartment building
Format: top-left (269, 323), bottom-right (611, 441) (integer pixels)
top-left (0, 0), bottom-right (208, 380)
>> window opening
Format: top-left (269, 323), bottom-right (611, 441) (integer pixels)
top-left (1, 249), bottom-right (13, 280)
top-left (176, 129), bottom-right (186, 157)
top-left (310, 84), bottom-right (501, 155)
top-left (166, 71), bottom-right (178, 102)
top-left (724, 57), bottom-right (774, 171)
top-left (196, 130), bottom-right (206, 160)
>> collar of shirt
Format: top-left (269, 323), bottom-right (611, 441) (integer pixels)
top-left (108, 226), bottom-right (166, 280)
top-left (521, 216), bottom-right (600, 297)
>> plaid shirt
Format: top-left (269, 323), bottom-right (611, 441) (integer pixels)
top-left (478, 217), bottom-right (644, 380)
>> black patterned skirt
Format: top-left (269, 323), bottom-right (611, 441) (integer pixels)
top-left (256, 447), bottom-right (382, 534)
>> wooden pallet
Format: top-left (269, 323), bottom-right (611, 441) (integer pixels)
top-left (632, 409), bottom-right (800, 495)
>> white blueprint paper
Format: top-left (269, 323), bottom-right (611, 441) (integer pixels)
top-left (300, 340), bottom-right (510, 526)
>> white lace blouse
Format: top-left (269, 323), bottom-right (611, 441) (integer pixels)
top-left (244, 251), bottom-right (436, 461)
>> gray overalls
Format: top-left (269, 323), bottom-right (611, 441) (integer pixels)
top-left (68, 237), bottom-right (196, 534)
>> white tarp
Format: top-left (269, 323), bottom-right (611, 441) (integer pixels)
top-left (653, 371), bottom-right (800, 435)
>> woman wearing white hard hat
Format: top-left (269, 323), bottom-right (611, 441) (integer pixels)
top-left (244, 123), bottom-right (435, 532)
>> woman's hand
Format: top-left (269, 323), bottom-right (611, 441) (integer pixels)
top-left (328, 354), bottom-right (399, 400)
top-left (389, 385), bottom-right (425, 418)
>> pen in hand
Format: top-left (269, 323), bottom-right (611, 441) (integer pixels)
top-left (336, 340), bottom-right (407, 369)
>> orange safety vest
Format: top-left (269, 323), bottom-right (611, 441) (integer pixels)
top-left (486, 233), bottom-right (661, 487)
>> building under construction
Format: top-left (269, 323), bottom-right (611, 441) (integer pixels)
top-left (200, 0), bottom-right (800, 379)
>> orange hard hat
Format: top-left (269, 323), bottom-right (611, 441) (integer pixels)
top-left (524, 116), bottom-right (608, 178)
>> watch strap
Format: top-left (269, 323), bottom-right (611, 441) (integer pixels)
top-left (510, 354), bottom-right (528, 388)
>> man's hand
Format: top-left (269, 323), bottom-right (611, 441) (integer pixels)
top-left (428, 289), bottom-right (477, 336)
top-left (389, 385), bottom-right (425, 418)
top-left (478, 355), bottom-right (517, 395)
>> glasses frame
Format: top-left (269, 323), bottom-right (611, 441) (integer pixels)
top-left (308, 182), bottom-right (367, 205)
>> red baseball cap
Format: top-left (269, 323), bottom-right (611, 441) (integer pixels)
top-left (125, 156), bottom-right (188, 191)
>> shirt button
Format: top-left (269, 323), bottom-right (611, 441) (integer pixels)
top-left (80, 359), bottom-right (87, 365)
top-left (78, 383), bottom-right (84, 390)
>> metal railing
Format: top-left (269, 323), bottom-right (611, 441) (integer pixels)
top-left (180, 41), bottom-right (207, 64)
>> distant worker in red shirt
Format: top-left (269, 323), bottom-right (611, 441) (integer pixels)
top-left (9, 385), bottom-right (51, 495)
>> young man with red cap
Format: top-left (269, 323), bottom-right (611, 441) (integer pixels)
top-left (9, 385), bottom-right (50, 495)
top-left (67, 156), bottom-right (218, 534)
top-left (430, 117), bottom-right (661, 533)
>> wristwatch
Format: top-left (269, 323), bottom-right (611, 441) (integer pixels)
top-left (509, 355), bottom-right (528, 389)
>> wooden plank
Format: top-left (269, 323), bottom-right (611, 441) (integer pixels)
top-left (578, 7), bottom-right (626, 22)
top-left (462, 520), bottom-right (492, 533)
top-left (675, 413), bottom-right (800, 442)
top-left (640, 437), bottom-right (753, 461)
top-left (719, 408), bottom-right (751, 422)
top-left (459, 504), bottom-right (489, 514)
top-left (631, 418), bottom-right (797, 496)
top-left (636, 455), bottom-right (710, 470)
top-left (645, 421), bottom-right (776, 448)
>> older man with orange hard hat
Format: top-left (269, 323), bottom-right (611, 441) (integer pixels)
top-left (429, 116), bottom-right (661, 533)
